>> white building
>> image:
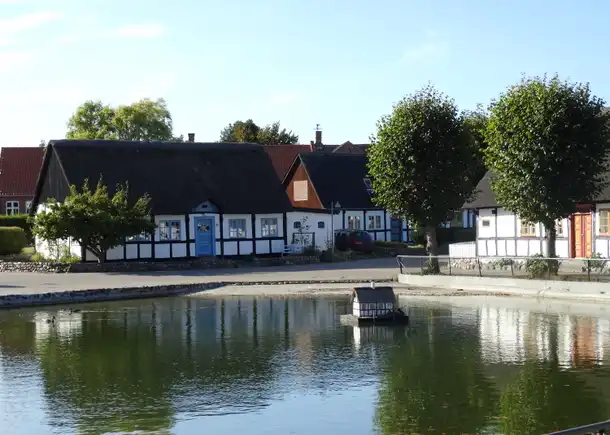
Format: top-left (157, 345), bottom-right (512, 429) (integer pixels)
top-left (32, 140), bottom-right (297, 261)
top-left (450, 171), bottom-right (610, 259)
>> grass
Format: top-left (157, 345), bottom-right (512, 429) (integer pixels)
top-left (0, 246), bottom-right (35, 262)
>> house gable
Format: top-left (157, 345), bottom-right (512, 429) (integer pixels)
top-left (283, 155), bottom-right (324, 209)
top-left (33, 147), bottom-right (70, 211)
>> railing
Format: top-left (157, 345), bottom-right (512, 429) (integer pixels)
top-left (396, 255), bottom-right (610, 281)
top-left (544, 419), bottom-right (610, 434)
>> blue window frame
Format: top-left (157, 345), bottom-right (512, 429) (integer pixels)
top-left (159, 220), bottom-right (181, 241)
top-left (261, 218), bottom-right (278, 237)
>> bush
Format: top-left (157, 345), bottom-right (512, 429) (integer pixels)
top-left (0, 227), bottom-right (28, 255)
top-left (0, 214), bottom-right (33, 243)
top-left (525, 254), bottom-right (561, 279)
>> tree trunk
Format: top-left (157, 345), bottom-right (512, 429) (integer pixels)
top-left (545, 223), bottom-right (556, 258)
top-left (424, 225), bottom-right (440, 274)
top-left (96, 250), bottom-right (106, 272)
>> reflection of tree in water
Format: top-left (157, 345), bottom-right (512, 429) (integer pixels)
top-left (500, 361), bottom-right (607, 435)
top-left (35, 298), bottom-right (283, 434)
top-left (374, 308), bottom-right (499, 435)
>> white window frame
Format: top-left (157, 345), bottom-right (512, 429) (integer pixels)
top-left (520, 220), bottom-right (536, 237)
top-left (348, 216), bottom-right (361, 230)
top-left (25, 201), bottom-right (32, 214)
top-left (555, 219), bottom-right (564, 237)
top-left (293, 180), bottom-right (308, 201)
top-left (229, 218), bottom-right (247, 238)
top-left (126, 232), bottom-right (152, 242)
top-left (261, 218), bottom-right (278, 238)
top-left (159, 220), bottom-right (181, 241)
top-left (5, 201), bottom-right (19, 215)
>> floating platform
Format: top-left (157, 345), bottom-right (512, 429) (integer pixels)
top-left (340, 311), bottom-right (409, 326)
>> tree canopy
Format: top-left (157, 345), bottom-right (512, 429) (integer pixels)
top-left (368, 85), bottom-right (479, 268)
top-left (484, 74), bottom-right (610, 257)
top-left (66, 99), bottom-right (180, 141)
top-left (32, 178), bottom-right (155, 265)
top-left (220, 119), bottom-right (298, 144)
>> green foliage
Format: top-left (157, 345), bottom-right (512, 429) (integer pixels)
top-left (368, 85), bottom-right (479, 264)
top-left (0, 214), bottom-right (32, 241)
top-left (463, 104), bottom-right (489, 182)
top-left (66, 99), bottom-right (177, 141)
top-left (32, 177), bottom-right (156, 264)
top-left (220, 119), bottom-right (299, 144)
top-left (484, 74), bottom-right (610, 257)
top-left (583, 252), bottom-right (607, 273)
top-left (524, 254), bottom-right (561, 278)
top-left (0, 227), bottom-right (27, 255)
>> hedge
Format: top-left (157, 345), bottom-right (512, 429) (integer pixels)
top-left (0, 214), bottom-right (32, 243)
top-left (0, 227), bottom-right (28, 255)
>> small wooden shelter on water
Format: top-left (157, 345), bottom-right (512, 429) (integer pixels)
top-left (340, 285), bottom-right (408, 326)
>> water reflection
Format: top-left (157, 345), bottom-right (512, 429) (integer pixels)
top-left (1, 296), bottom-right (610, 434)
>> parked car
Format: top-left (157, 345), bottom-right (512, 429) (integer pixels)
top-left (334, 230), bottom-right (375, 253)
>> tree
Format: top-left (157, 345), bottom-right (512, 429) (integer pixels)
top-left (257, 121), bottom-right (299, 145)
top-left (368, 85), bottom-right (479, 271)
top-left (484, 74), bottom-right (610, 258)
top-left (66, 98), bottom-right (176, 141)
top-left (32, 177), bottom-right (155, 266)
top-left (219, 119), bottom-right (299, 144)
top-left (463, 104), bottom-right (489, 183)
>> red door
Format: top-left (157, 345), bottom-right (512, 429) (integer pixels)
top-left (572, 213), bottom-right (592, 258)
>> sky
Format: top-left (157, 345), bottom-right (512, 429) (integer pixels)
top-left (1, 0), bottom-right (610, 147)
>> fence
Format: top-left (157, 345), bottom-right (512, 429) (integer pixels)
top-left (396, 255), bottom-right (610, 281)
top-left (544, 419), bottom-right (610, 434)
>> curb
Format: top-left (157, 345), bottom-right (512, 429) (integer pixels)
top-left (0, 277), bottom-right (397, 309)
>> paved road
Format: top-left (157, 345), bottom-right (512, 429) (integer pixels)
top-left (0, 257), bottom-right (411, 295)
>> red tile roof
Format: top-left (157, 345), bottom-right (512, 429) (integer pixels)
top-left (264, 144), bottom-right (313, 181)
top-left (0, 147), bottom-right (46, 196)
top-left (332, 141), bottom-right (369, 154)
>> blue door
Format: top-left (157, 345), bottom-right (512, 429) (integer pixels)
top-left (390, 218), bottom-right (402, 242)
top-left (195, 216), bottom-right (215, 256)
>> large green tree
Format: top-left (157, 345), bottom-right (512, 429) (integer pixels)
top-left (368, 85), bottom-right (479, 271)
top-left (66, 98), bottom-right (178, 141)
top-left (32, 178), bottom-right (155, 266)
top-left (485, 75), bottom-right (610, 258)
top-left (220, 119), bottom-right (298, 144)
top-left (463, 104), bottom-right (489, 183)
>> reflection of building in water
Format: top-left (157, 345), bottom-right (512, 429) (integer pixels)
top-left (33, 311), bottom-right (83, 340)
top-left (479, 307), bottom-right (528, 364)
top-left (557, 315), bottom-right (610, 368)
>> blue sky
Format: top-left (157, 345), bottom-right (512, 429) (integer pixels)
top-left (1, 0), bottom-right (609, 146)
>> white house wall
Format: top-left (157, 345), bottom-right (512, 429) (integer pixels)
top-left (468, 207), bottom-right (570, 258)
top-left (287, 211), bottom-right (332, 251)
top-left (594, 202), bottom-right (610, 257)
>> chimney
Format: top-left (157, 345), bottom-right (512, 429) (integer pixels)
top-left (188, 133), bottom-right (195, 142)
top-left (314, 124), bottom-right (323, 151)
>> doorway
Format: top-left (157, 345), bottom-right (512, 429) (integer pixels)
top-left (195, 216), bottom-right (216, 256)
top-left (571, 213), bottom-right (592, 258)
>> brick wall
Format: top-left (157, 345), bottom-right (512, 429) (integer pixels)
top-left (0, 196), bottom-right (33, 215)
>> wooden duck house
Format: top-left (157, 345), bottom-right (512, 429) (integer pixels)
top-left (340, 285), bottom-right (408, 326)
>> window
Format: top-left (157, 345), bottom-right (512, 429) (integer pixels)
top-left (127, 232), bottom-right (151, 242)
top-left (363, 178), bottom-right (373, 196)
top-left (293, 180), bottom-right (308, 201)
top-left (600, 210), bottom-right (610, 235)
top-left (481, 219), bottom-right (490, 227)
top-left (348, 215), bottom-right (361, 230)
top-left (555, 219), bottom-right (564, 237)
top-left (25, 201), bottom-right (32, 214)
top-left (318, 221), bottom-right (325, 229)
top-left (368, 215), bottom-right (382, 230)
top-left (159, 220), bottom-right (181, 241)
top-left (5, 201), bottom-right (19, 215)
top-left (261, 218), bottom-right (278, 237)
top-left (229, 219), bottom-right (247, 238)
top-left (520, 220), bottom-right (536, 236)
top-left (294, 221), bottom-right (301, 229)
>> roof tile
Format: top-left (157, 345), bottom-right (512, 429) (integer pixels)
top-left (0, 147), bottom-right (45, 196)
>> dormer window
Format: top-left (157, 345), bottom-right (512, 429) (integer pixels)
top-left (363, 177), bottom-right (373, 196)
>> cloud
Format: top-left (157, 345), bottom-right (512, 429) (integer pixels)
top-left (0, 11), bottom-right (63, 46)
top-left (268, 91), bottom-right (303, 106)
top-left (110, 23), bottom-right (166, 39)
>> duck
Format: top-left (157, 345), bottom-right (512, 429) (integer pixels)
top-left (45, 316), bottom-right (56, 324)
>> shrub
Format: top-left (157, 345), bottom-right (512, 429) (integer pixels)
top-left (0, 214), bottom-right (32, 242)
top-left (411, 227), bottom-right (475, 247)
top-left (525, 254), bottom-right (561, 279)
top-left (0, 227), bottom-right (28, 255)
top-left (583, 253), bottom-right (607, 274)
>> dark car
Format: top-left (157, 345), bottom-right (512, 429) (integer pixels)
top-left (334, 230), bottom-right (375, 253)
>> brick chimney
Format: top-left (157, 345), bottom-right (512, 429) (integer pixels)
top-left (188, 133), bottom-right (195, 142)
top-left (314, 125), bottom-right (323, 151)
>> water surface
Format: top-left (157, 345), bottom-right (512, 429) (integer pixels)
top-left (1, 295), bottom-right (610, 434)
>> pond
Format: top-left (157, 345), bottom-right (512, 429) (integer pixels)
top-left (1, 294), bottom-right (610, 434)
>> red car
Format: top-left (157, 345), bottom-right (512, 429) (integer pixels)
top-left (335, 230), bottom-right (375, 253)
